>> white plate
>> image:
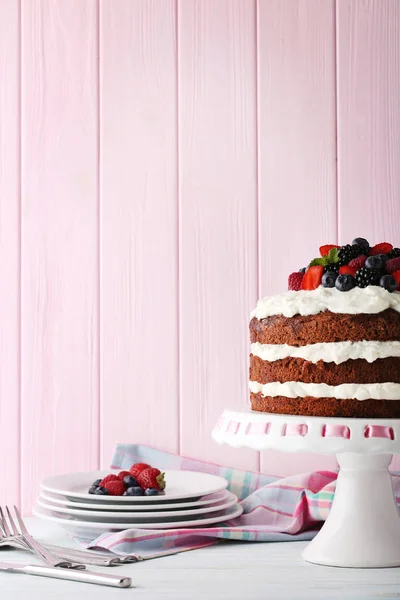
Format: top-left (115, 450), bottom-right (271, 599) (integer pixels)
top-left (33, 504), bottom-right (243, 539)
top-left (41, 470), bottom-right (228, 503)
top-left (38, 492), bottom-right (238, 519)
top-left (40, 489), bottom-right (233, 511)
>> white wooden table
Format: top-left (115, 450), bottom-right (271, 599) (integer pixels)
top-left (1, 518), bottom-right (399, 599)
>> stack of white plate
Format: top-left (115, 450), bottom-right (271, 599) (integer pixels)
top-left (34, 470), bottom-right (243, 540)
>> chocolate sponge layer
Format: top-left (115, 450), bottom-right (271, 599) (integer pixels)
top-left (250, 309), bottom-right (400, 346)
top-left (250, 392), bottom-right (400, 418)
top-left (249, 355), bottom-right (400, 385)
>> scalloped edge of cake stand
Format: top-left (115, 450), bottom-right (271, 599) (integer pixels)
top-left (212, 409), bottom-right (400, 568)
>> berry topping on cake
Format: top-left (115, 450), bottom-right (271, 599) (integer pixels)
top-left (288, 272), bottom-right (304, 291)
top-left (392, 270), bottom-right (400, 289)
top-left (355, 267), bottom-right (382, 288)
top-left (301, 265), bottom-right (323, 290)
top-left (338, 244), bottom-right (363, 266)
top-left (365, 255), bottom-right (385, 270)
top-left (385, 257), bottom-right (400, 274)
top-left (348, 255), bottom-right (367, 270)
top-left (380, 275), bottom-right (397, 293)
top-left (319, 244), bottom-right (339, 256)
top-left (369, 242), bottom-right (393, 256)
top-left (339, 265), bottom-right (357, 277)
top-left (322, 270), bottom-right (337, 288)
top-left (335, 274), bottom-right (356, 292)
top-left (388, 248), bottom-right (400, 259)
top-left (352, 237), bottom-right (370, 254)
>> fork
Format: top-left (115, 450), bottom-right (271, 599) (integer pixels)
top-left (0, 506), bottom-right (83, 569)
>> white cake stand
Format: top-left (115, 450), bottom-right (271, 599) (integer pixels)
top-left (212, 409), bottom-right (400, 568)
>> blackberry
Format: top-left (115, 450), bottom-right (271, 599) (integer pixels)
top-left (355, 267), bottom-right (382, 288)
top-left (388, 248), bottom-right (400, 259)
top-left (323, 263), bottom-right (339, 274)
top-left (338, 244), bottom-right (363, 266)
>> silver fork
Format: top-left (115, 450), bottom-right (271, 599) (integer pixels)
top-left (0, 506), bottom-right (83, 569)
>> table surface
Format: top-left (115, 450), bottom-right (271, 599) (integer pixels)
top-left (1, 518), bottom-right (400, 599)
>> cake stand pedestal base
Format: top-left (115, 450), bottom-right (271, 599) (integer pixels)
top-left (302, 453), bottom-right (400, 568)
top-left (212, 410), bottom-right (400, 568)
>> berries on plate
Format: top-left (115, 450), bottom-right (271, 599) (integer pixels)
top-left (100, 474), bottom-right (119, 487)
top-left (301, 265), bottom-right (323, 290)
top-left (380, 275), bottom-right (397, 293)
top-left (104, 480), bottom-right (126, 497)
top-left (369, 242), bottom-right (393, 256)
top-left (322, 270), bottom-right (337, 288)
top-left (123, 475), bottom-right (139, 488)
top-left (288, 272), bottom-right (304, 291)
top-left (144, 488), bottom-right (159, 496)
top-left (137, 468), bottom-right (166, 492)
top-left (117, 470), bottom-right (131, 481)
top-left (94, 486), bottom-right (109, 495)
top-left (335, 274), bottom-right (356, 292)
top-left (129, 463), bottom-right (151, 479)
top-left (124, 486), bottom-right (144, 496)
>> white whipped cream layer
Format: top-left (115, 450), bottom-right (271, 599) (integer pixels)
top-left (251, 287), bottom-right (400, 319)
top-left (250, 340), bottom-right (400, 365)
top-left (249, 380), bottom-right (400, 401)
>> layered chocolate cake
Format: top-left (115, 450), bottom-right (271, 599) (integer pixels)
top-left (249, 238), bottom-right (400, 418)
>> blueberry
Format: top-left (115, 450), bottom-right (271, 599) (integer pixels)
top-left (380, 275), bottom-right (397, 293)
top-left (299, 267), bottom-right (306, 274)
top-left (92, 479), bottom-right (102, 487)
top-left (125, 486), bottom-right (144, 496)
top-left (335, 274), bottom-right (356, 292)
top-left (123, 475), bottom-right (139, 488)
top-left (144, 488), bottom-right (159, 496)
top-left (376, 253), bottom-right (389, 263)
top-left (322, 270), bottom-right (337, 288)
top-left (365, 255), bottom-right (384, 270)
top-left (88, 485), bottom-right (98, 494)
top-left (352, 237), bottom-right (370, 253)
top-left (94, 486), bottom-right (109, 495)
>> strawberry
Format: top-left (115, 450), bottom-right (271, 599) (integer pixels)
top-left (103, 480), bottom-right (125, 496)
top-left (137, 467), bottom-right (166, 491)
top-left (385, 257), bottom-right (400, 274)
top-left (319, 244), bottom-right (340, 257)
top-left (301, 265), bottom-right (323, 291)
top-left (339, 265), bottom-right (357, 277)
top-left (288, 272), bottom-right (304, 291)
top-left (129, 463), bottom-right (151, 479)
top-left (117, 470), bottom-right (131, 481)
top-left (348, 255), bottom-right (367, 270)
top-left (99, 474), bottom-right (119, 487)
top-left (369, 242), bottom-right (393, 256)
top-left (392, 270), bottom-right (400, 289)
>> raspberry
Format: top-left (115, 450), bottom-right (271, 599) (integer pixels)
top-left (385, 257), bottom-right (400, 274)
top-left (288, 272), bottom-right (304, 291)
top-left (103, 480), bottom-right (126, 496)
top-left (348, 255), bottom-right (367, 270)
top-left (117, 470), bottom-right (131, 481)
top-left (99, 474), bottom-right (119, 487)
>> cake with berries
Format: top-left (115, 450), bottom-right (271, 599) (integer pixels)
top-left (250, 238), bottom-right (400, 418)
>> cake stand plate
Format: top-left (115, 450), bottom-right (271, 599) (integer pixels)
top-left (212, 409), bottom-right (400, 568)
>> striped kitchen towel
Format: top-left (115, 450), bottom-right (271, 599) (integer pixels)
top-left (85, 444), bottom-right (400, 559)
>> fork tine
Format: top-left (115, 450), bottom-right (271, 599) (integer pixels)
top-left (13, 505), bottom-right (29, 535)
top-left (0, 507), bottom-right (11, 536)
top-left (5, 506), bottom-right (20, 536)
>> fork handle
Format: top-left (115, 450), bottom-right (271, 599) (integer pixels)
top-left (16, 564), bottom-right (132, 588)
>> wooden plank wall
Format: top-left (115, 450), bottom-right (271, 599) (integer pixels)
top-left (0, 0), bottom-right (399, 510)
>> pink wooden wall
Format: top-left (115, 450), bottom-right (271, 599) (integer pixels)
top-left (0, 0), bottom-right (399, 512)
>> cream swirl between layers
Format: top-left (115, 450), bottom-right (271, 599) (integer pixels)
top-left (250, 341), bottom-right (400, 365)
top-left (249, 380), bottom-right (400, 401)
top-left (251, 287), bottom-right (400, 319)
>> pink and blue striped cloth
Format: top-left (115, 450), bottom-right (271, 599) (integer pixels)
top-left (86, 444), bottom-right (400, 559)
